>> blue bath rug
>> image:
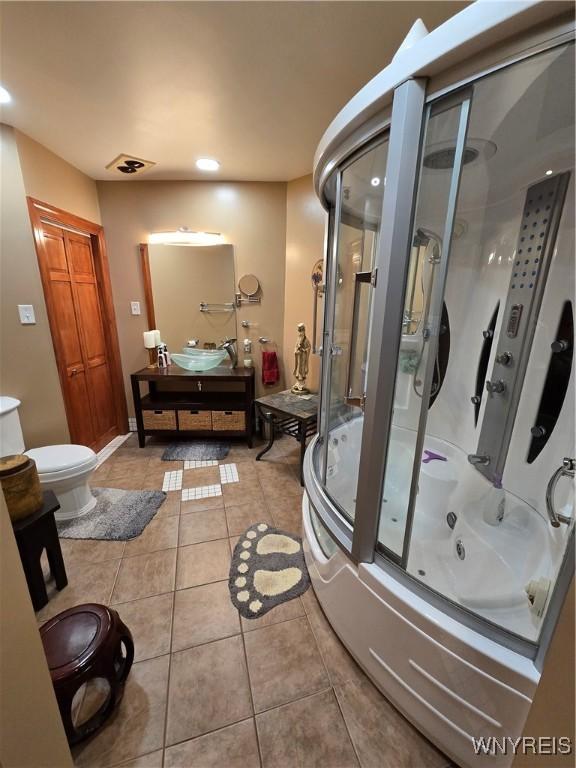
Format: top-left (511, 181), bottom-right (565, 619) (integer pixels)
top-left (56, 488), bottom-right (166, 541)
top-left (229, 523), bottom-right (310, 619)
top-left (162, 441), bottom-right (230, 461)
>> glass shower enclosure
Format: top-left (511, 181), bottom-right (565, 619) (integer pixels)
top-left (309, 40), bottom-right (575, 652)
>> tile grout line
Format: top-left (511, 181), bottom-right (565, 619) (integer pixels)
top-left (333, 684), bottom-right (363, 767)
top-left (107, 557), bottom-right (123, 606)
top-left (160, 509), bottom-right (180, 766)
top-left (279, 476), bottom-right (364, 768)
top-left (161, 684), bottom-right (336, 754)
top-left (254, 683), bottom-right (334, 721)
top-left (108, 749), bottom-right (161, 768)
top-left (65, 437), bottom-right (310, 766)
top-left (225, 471), bottom-right (264, 768)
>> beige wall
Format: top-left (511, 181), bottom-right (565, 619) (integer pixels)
top-left (96, 180), bottom-right (287, 410)
top-left (283, 175), bottom-right (326, 392)
top-left (0, 495), bottom-right (73, 768)
top-left (0, 124), bottom-right (70, 447)
top-left (1, 127), bottom-right (102, 447)
top-left (15, 130), bottom-right (101, 224)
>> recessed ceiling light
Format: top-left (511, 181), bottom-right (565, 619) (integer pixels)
top-left (0, 85), bottom-right (12, 104)
top-left (371, 177), bottom-right (381, 187)
top-left (196, 158), bottom-right (220, 172)
top-left (545, 169), bottom-right (553, 176)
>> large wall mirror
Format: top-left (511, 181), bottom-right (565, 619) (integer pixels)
top-left (140, 243), bottom-right (237, 351)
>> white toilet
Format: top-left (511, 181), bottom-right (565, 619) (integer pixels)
top-left (0, 396), bottom-right (98, 521)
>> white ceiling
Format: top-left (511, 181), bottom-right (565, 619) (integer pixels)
top-left (0, 1), bottom-right (467, 182)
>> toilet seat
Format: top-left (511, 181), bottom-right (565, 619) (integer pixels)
top-left (25, 444), bottom-right (98, 480)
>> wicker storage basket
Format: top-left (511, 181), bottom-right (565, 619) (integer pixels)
top-left (178, 410), bottom-right (212, 431)
top-left (142, 409), bottom-right (177, 430)
top-left (211, 410), bottom-right (245, 431)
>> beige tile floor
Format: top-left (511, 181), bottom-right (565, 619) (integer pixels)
top-left (38, 433), bottom-right (451, 768)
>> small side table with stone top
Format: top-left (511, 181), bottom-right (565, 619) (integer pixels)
top-left (255, 390), bottom-right (319, 486)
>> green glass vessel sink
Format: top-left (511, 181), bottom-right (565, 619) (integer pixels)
top-left (171, 349), bottom-right (228, 371)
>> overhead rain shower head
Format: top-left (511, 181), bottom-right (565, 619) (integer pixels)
top-left (423, 146), bottom-right (479, 170)
top-left (422, 138), bottom-right (497, 171)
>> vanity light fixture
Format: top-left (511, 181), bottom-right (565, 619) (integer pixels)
top-left (196, 158), bottom-right (220, 172)
top-left (148, 228), bottom-right (224, 246)
top-left (371, 177), bottom-right (381, 186)
top-left (0, 85), bottom-right (12, 104)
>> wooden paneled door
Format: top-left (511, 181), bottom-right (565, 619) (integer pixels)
top-left (28, 199), bottom-right (127, 451)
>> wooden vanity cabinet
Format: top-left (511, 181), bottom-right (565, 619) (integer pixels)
top-left (130, 365), bottom-right (255, 447)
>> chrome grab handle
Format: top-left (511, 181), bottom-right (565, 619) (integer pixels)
top-left (546, 457), bottom-right (575, 527)
top-left (312, 283), bottom-right (325, 355)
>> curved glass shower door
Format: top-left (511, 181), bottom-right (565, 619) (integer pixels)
top-left (378, 97), bottom-right (469, 559)
top-left (323, 137), bottom-right (389, 523)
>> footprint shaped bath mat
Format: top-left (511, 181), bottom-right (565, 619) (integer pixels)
top-left (229, 523), bottom-right (310, 619)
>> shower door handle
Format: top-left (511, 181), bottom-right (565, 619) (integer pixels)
top-left (546, 458), bottom-right (575, 527)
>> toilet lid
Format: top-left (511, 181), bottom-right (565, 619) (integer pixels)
top-left (26, 444), bottom-right (96, 474)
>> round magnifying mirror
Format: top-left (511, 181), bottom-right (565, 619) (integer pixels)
top-left (238, 274), bottom-right (260, 296)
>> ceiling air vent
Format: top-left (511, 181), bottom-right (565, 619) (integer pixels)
top-left (106, 154), bottom-right (156, 176)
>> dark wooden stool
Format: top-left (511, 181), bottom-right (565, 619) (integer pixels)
top-left (12, 491), bottom-right (67, 611)
top-left (40, 603), bottom-right (134, 745)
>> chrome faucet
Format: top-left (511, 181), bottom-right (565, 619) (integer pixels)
top-left (218, 337), bottom-right (238, 367)
top-left (468, 454), bottom-right (491, 466)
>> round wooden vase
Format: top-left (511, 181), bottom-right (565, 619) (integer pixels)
top-left (0, 454), bottom-right (43, 522)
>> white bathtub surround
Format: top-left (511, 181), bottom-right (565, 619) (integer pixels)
top-left (181, 484), bottom-right (222, 501)
top-left (325, 420), bottom-right (567, 641)
top-left (303, 494), bottom-right (539, 768)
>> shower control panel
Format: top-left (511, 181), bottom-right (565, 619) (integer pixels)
top-left (472, 171), bottom-right (570, 483)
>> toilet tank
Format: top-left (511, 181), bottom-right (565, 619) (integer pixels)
top-left (0, 397), bottom-right (25, 457)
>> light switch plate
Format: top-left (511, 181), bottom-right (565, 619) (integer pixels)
top-left (18, 304), bottom-right (36, 324)
top-left (131, 301), bottom-right (141, 316)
